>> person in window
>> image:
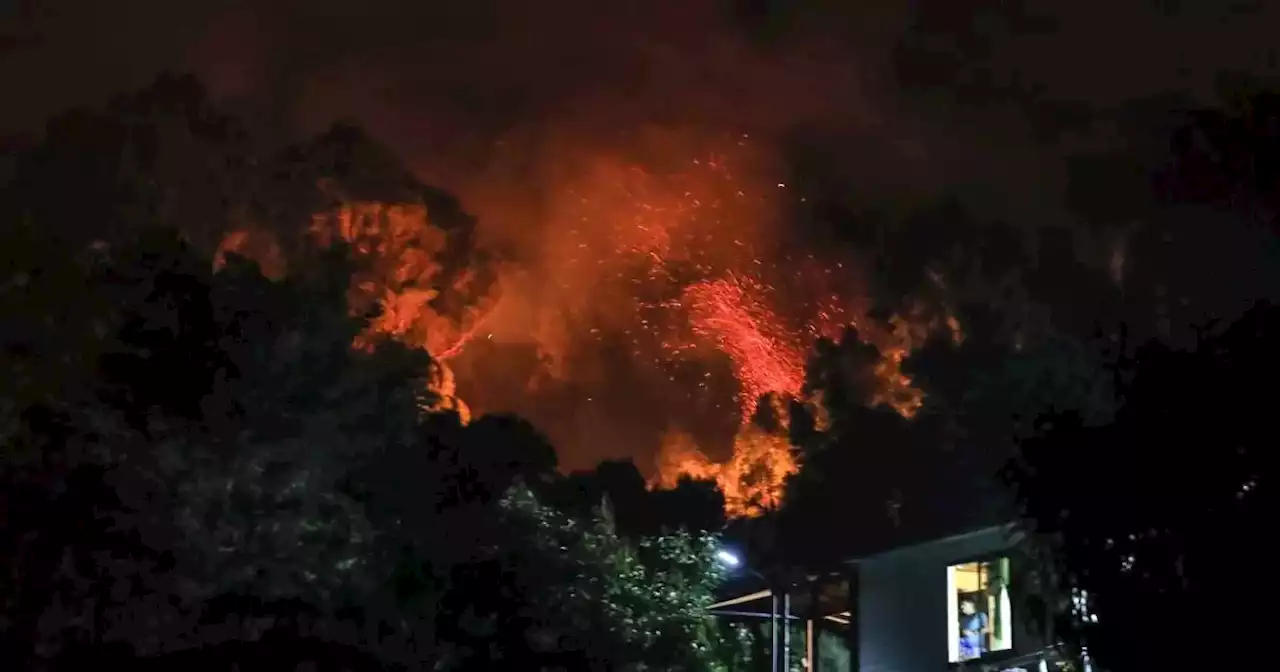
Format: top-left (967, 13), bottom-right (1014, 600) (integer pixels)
top-left (959, 598), bottom-right (989, 660)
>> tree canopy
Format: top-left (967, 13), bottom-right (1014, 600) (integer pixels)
top-left (7, 67), bottom-right (1280, 672)
top-left (0, 74), bottom-right (742, 671)
top-left (1004, 301), bottom-right (1272, 671)
top-left (776, 87), bottom-right (1280, 572)
top-left (999, 91), bottom-right (1280, 671)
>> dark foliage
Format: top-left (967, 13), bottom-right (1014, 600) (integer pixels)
top-left (548, 459), bottom-right (726, 539)
top-left (0, 74), bottom-right (736, 671)
top-left (1001, 90), bottom-right (1280, 671)
top-left (1004, 301), bottom-right (1273, 671)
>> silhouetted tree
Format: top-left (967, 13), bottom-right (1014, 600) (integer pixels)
top-left (1, 74), bottom-right (740, 671)
top-left (1004, 302), bottom-right (1274, 671)
top-left (778, 88), bottom-right (1280, 585)
top-left (500, 485), bottom-right (737, 671)
top-left (0, 227), bottom-right (450, 666)
top-left (651, 476), bottom-right (727, 534)
top-left (780, 315), bottom-right (981, 559)
top-left (457, 413), bottom-right (560, 503)
top-left (2, 73), bottom-right (252, 252)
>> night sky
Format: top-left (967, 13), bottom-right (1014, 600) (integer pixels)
top-left (6, 1), bottom-right (1277, 195)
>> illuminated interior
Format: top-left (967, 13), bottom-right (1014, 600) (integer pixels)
top-left (946, 557), bottom-right (1014, 663)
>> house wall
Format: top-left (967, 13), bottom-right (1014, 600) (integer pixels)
top-left (853, 526), bottom-right (1046, 672)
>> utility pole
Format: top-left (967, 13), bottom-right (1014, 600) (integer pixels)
top-left (805, 617), bottom-right (815, 671)
top-left (782, 590), bottom-right (791, 671)
top-left (807, 575), bottom-right (823, 672)
top-left (770, 591), bottom-right (780, 672)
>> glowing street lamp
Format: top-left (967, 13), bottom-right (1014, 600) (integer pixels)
top-left (715, 549), bottom-right (742, 568)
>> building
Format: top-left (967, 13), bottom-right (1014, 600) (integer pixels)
top-left (709, 524), bottom-right (1081, 672)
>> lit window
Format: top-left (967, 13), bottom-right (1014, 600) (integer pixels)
top-left (946, 557), bottom-right (1014, 663)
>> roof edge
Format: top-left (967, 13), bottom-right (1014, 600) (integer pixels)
top-left (843, 522), bottom-right (1020, 565)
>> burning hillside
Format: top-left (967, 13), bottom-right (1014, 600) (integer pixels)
top-left (216, 130), bottom-right (956, 518)
top-left (165, 0), bottom-right (965, 518)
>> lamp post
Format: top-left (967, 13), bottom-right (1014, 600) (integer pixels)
top-left (715, 549), bottom-right (786, 672)
top-left (783, 590), bottom-right (791, 670)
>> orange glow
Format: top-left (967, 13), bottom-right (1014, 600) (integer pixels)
top-left (217, 200), bottom-right (481, 420)
top-left (653, 281), bottom-right (961, 516)
top-left (681, 274), bottom-right (812, 421)
top-left (308, 202), bottom-right (451, 356)
top-left (214, 228), bottom-right (287, 280)
top-left (215, 135), bottom-right (961, 517)
top-left (654, 395), bottom-right (801, 518)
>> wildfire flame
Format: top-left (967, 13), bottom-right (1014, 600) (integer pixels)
top-left (214, 135), bottom-right (961, 518)
top-left (653, 275), bottom-right (955, 518)
top-left (655, 424), bottom-right (797, 518)
top-left (681, 275), bottom-right (811, 420)
top-left (214, 227), bottom-right (287, 280)
top-left (216, 200), bottom-right (480, 421)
